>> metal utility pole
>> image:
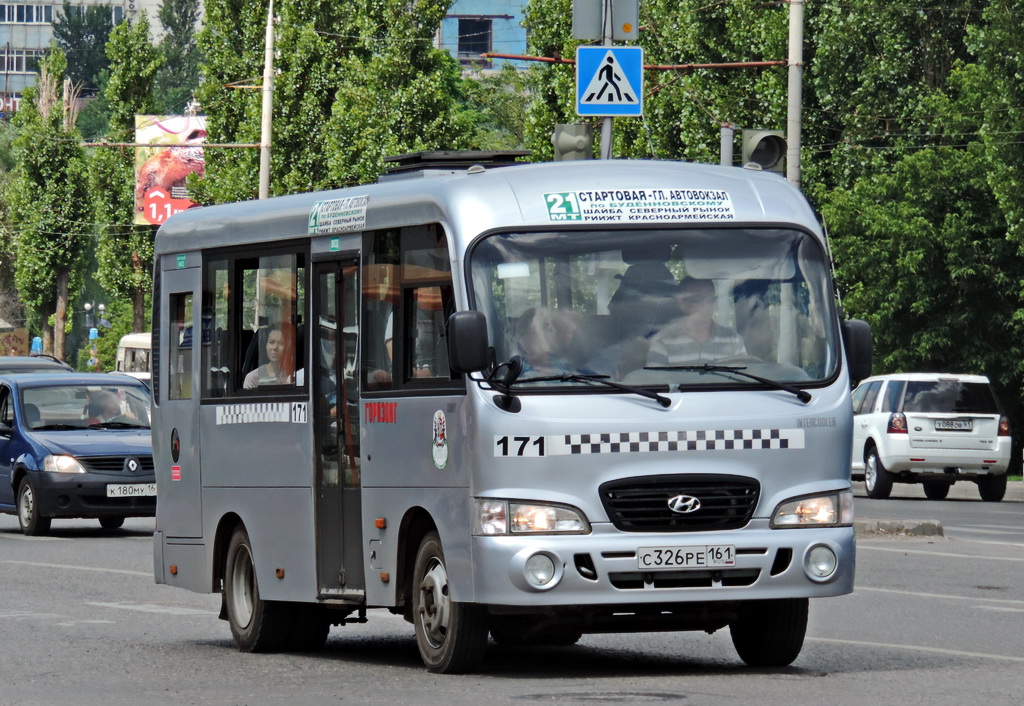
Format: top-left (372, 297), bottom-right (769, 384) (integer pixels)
top-left (720, 123), bottom-right (734, 166)
top-left (786, 0), bottom-right (804, 186)
top-left (599, 0), bottom-right (614, 159)
top-left (258, 0), bottom-right (275, 200)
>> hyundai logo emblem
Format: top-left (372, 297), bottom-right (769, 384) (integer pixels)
top-left (124, 457), bottom-right (140, 473)
top-left (668, 494), bottom-right (701, 514)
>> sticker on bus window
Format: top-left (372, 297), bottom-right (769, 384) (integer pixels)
top-left (544, 188), bottom-right (735, 223)
top-left (432, 410), bottom-right (449, 469)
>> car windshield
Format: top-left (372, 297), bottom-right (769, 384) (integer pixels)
top-left (903, 381), bottom-right (999, 414)
top-left (468, 227), bottom-right (839, 388)
top-left (21, 383), bottom-right (152, 429)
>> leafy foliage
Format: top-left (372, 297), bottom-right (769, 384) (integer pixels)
top-left (51, 1), bottom-right (116, 92)
top-left (8, 48), bottom-right (93, 357)
top-left (155, 0), bottom-right (203, 113)
top-left (93, 14), bottom-right (163, 332)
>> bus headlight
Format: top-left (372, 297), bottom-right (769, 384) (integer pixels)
top-left (771, 490), bottom-right (853, 528)
top-left (474, 499), bottom-right (590, 535)
top-left (43, 455), bottom-right (87, 474)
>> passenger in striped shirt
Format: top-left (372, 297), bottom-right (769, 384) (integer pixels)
top-left (646, 277), bottom-right (747, 365)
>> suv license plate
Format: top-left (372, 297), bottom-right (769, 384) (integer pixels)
top-left (638, 545), bottom-right (736, 570)
top-left (106, 483), bottom-right (157, 498)
top-left (934, 419), bottom-right (973, 431)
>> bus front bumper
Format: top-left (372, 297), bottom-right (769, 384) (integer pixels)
top-left (471, 520), bottom-right (854, 607)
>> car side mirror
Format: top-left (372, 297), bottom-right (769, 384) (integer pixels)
top-left (447, 311), bottom-right (490, 374)
top-left (842, 319), bottom-right (873, 384)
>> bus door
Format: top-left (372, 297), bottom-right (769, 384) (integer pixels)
top-left (313, 259), bottom-right (363, 596)
top-left (156, 258), bottom-right (202, 538)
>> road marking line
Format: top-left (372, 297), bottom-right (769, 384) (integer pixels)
top-left (0, 534), bottom-right (67, 541)
top-left (977, 606), bottom-right (1024, 613)
top-left (857, 545), bottom-right (1024, 562)
top-left (807, 637), bottom-right (1024, 663)
top-left (86, 602), bottom-right (210, 616)
top-left (948, 538), bottom-right (1024, 549)
top-left (1, 560), bottom-right (149, 577)
top-left (857, 586), bottom-right (1024, 606)
top-left (945, 526), bottom-right (1022, 536)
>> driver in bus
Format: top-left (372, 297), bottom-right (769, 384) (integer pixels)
top-left (646, 277), bottom-right (747, 365)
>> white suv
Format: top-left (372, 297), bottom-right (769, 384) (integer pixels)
top-left (851, 373), bottom-right (1011, 501)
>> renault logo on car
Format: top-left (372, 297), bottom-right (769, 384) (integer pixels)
top-left (668, 494), bottom-right (701, 514)
top-left (124, 457), bottom-right (140, 473)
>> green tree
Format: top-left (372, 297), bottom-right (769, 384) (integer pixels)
top-left (8, 48), bottom-right (93, 359)
top-left (51, 1), bottom-right (117, 91)
top-left (93, 14), bottom-right (164, 332)
top-left (155, 0), bottom-right (202, 113)
top-left (189, 0), bottom-right (469, 205)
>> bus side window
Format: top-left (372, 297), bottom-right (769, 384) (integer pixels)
top-left (203, 259), bottom-right (230, 397)
top-left (169, 293), bottom-right (193, 400)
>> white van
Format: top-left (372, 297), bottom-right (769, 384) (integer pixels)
top-left (115, 332), bottom-right (151, 382)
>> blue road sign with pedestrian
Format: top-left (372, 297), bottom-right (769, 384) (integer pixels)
top-left (576, 46), bottom-right (644, 117)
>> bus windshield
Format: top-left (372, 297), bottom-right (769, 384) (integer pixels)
top-left (469, 227), bottom-right (839, 388)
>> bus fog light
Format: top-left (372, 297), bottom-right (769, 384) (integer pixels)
top-left (524, 554), bottom-right (557, 588)
top-left (805, 545), bottom-right (837, 581)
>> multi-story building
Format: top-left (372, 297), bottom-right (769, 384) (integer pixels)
top-left (0, 0), bottom-right (162, 114)
top-left (1, 0), bottom-right (529, 117)
top-left (437, 0), bottom-right (529, 72)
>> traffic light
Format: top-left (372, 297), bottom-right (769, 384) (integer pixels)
top-left (741, 129), bottom-right (786, 172)
top-left (552, 123), bottom-right (594, 161)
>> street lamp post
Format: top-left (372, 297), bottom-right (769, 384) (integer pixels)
top-left (83, 302), bottom-right (107, 330)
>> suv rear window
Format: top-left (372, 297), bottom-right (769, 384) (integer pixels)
top-left (903, 381), bottom-right (999, 414)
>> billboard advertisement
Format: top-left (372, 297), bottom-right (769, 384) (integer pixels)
top-left (134, 115), bottom-right (207, 225)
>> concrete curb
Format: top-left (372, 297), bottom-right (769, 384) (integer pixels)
top-left (854, 518), bottom-right (944, 537)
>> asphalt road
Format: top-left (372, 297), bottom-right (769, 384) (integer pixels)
top-left (1, 486), bottom-right (1022, 705)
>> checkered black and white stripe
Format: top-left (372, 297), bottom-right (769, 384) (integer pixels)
top-left (215, 403), bottom-right (292, 425)
top-left (549, 429), bottom-right (804, 455)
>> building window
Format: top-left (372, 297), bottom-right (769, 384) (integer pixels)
top-left (457, 18), bottom-right (492, 66)
top-left (1, 3), bottom-right (55, 23)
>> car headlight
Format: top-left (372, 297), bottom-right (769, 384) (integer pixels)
top-left (43, 454), bottom-right (87, 474)
top-left (771, 490), bottom-right (853, 528)
top-left (474, 499), bottom-right (590, 535)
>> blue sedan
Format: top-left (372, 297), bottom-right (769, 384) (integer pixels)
top-left (0, 373), bottom-right (154, 536)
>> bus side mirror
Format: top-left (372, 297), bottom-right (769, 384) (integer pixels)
top-left (448, 311), bottom-right (490, 373)
top-left (842, 319), bottom-right (872, 384)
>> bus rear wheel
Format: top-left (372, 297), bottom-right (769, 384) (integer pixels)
top-left (224, 526), bottom-right (291, 652)
top-left (412, 531), bottom-right (488, 673)
top-left (729, 598), bottom-right (808, 667)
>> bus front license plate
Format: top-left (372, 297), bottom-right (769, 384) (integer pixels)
top-left (638, 545), bottom-right (736, 570)
top-left (106, 483), bottom-right (157, 498)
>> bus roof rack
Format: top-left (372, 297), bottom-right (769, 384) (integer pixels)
top-left (379, 150), bottom-right (532, 181)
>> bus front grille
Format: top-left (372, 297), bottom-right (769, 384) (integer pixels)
top-left (599, 474), bottom-right (760, 532)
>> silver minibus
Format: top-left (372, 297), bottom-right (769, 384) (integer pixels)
top-left (152, 155), bottom-right (872, 673)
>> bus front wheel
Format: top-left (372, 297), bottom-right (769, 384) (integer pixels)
top-left (730, 598), bottom-right (808, 667)
top-left (224, 526), bottom-right (291, 652)
top-left (412, 531), bottom-right (488, 673)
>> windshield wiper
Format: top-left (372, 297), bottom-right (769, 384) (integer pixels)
top-left (644, 363), bottom-right (812, 404)
top-left (88, 421), bottom-right (150, 429)
top-left (31, 424), bottom-right (83, 431)
top-left (485, 356), bottom-right (671, 408)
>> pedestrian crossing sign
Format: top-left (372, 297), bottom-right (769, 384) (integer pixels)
top-left (576, 46), bottom-right (644, 117)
